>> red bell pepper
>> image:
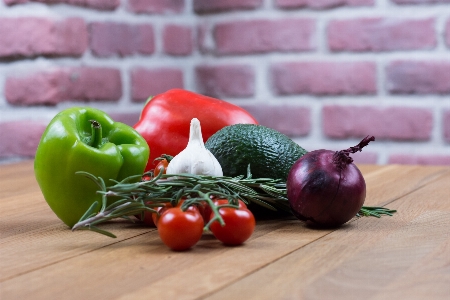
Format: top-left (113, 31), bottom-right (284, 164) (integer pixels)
top-left (133, 89), bottom-right (258, 171)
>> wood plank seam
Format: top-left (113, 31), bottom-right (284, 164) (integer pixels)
top-left (195, 168), bottom-right (450, 299)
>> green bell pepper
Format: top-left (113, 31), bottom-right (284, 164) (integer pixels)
top-left (34, 107), bottom-right (150, 227)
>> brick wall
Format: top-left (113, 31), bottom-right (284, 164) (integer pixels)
top-left (0, 0), bottom-right (449, 165)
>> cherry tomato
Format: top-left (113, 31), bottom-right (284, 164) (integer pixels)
top-left (201, 198), bottom-right (247, 223)
top-left (152, 199), bottom-right (196, 227)
top-left (152, 203), bottom-right (172, 227)
top-left (209, 207), bottom-right (255, 246)
top-left (142, 175), bottom-right (152, 181)
top-left (136, 210), bottom-right (156, 227)
top-left (158, 207), bottom-right (204, 251)
top-left (154, 158), bottom-right (169, 177)
top-left (135, 202), bottom-right (156, 227)
top-left (213, 198), bottom-right (247, 209)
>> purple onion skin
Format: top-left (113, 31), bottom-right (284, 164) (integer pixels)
top-left (287, 136), bottom-right (374, 228)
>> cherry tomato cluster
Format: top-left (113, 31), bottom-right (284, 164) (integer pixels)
top-left (138, 158), bottom-right (256, 251)
top-left (147, 198), bottom-right (255, 251)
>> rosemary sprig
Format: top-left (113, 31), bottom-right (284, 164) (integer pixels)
top-left (71, 168), bottom-right (396, 238)
top-left (356, 206), bottom-right (397, 218)
top-left (71, 169), bottom-right (289, 237)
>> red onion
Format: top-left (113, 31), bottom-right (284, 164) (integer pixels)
top-left (287, 136), bottom-right (375, 227)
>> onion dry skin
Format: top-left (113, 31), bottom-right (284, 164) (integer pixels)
top-left (287, 136), bottom-right (375, 227)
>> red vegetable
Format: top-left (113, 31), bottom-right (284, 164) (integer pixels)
top-left (152, 203), bottom-right (172, 227)
top-left (135, 203), bottom-right (156, 227)
top-left (153, 157), bottom-right (169, 177)
top-left (158, 207), bottom-right (204, 251)
top-left (133, 89), bottom-right (258, 172)
top-left (209, 206), bottom-right (255, 246)
top-left (152, 199), bottom-right (197, 227)
top-left (286, 136), bottom-right (375, 227)
top-left (200, 198), bottom-right (247, 223)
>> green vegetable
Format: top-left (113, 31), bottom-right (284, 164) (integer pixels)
top-left (71, 170), bottom-right (396, 238)
top-left (34, 107), bottom-right (150, 227)
top-left (205, 124), bottom-right (307, 181)
top-left (72, 170), bottom-right (289, 237)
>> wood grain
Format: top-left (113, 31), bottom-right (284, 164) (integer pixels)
top-left (0, 162), bottom-right (448, 300)
top-left (0, 160), bottom-right (38, 199)
top-left (204, 170), bottom-right (450, 300)
top-left (0, 161), bottom-right (156, 282)
top-left (0, 162), bottom-right (386, 284)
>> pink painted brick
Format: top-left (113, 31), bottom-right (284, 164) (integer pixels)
top-left (0, 121), bottom-right (47, 158)
top-left (444, 110), bottom-right (450, 143)
top-left (64, 68), bottom-right (122, 101)
top-left (4, 0), bottom-right (119, 10)
top-left (387, 61), bottom-right (450, 94)
top-left (351, 152), bottom-right (378, 165)
top-left (323, 105), bottom-right (433, 141)
top-left (127, 0), bottom-right (185, 14)
top-left (5, 67), bottom-right (122, 105)
top-left (392, 0), bottom-right (450, 4)
top-left (388, 155), bottom-right (450, 166)
top-left (6, 71), bottom-right (64, 105)
top-left (240, 105), bottom-right (311, 137)
top-left (194, 0), bottom-right (262, 13)
top-left (445, 19), bottom-right (450, 48)
top-left (214, 19), bottom-right (316, 55)
top-left (90, 22), bottom-right (154, 57)
top-left (108, 112), bottom-right (141, 127)
top-left (272, 61), bottom-right (376, 95)
top-left (163, 25), bottom-right (193, 56)
top-left (197, 22), bottom-right (216, 54)
top-left (197, 23), bottom-right (209, 54)
top-left (276, 0), bottom-right (373, 9)
top-left (0, 17), bottom-right (87, 58)
top-left (328, 18), bottom-right (436, 52)
top-left (195, 65), bottom-right (255, 98)
top-left (131, 68), bottom-right (184, 102)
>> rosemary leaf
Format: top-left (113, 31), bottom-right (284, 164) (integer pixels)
top-left (77, 201), bottom-right (99, 223)
top-left (88, 226), bottom-right (117, 238)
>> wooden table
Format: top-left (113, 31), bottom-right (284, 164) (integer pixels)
top-left (1, 161), bottom-right (449, 300)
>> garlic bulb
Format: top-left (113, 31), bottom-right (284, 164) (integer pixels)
top-left (166, 118), bottom-right (223, 176)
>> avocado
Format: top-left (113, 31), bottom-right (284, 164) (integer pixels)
top-left (205, 124), bottom-right (307, 181)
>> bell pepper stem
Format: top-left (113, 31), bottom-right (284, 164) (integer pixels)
top-left (89, 120), bottom-right (103, 148)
